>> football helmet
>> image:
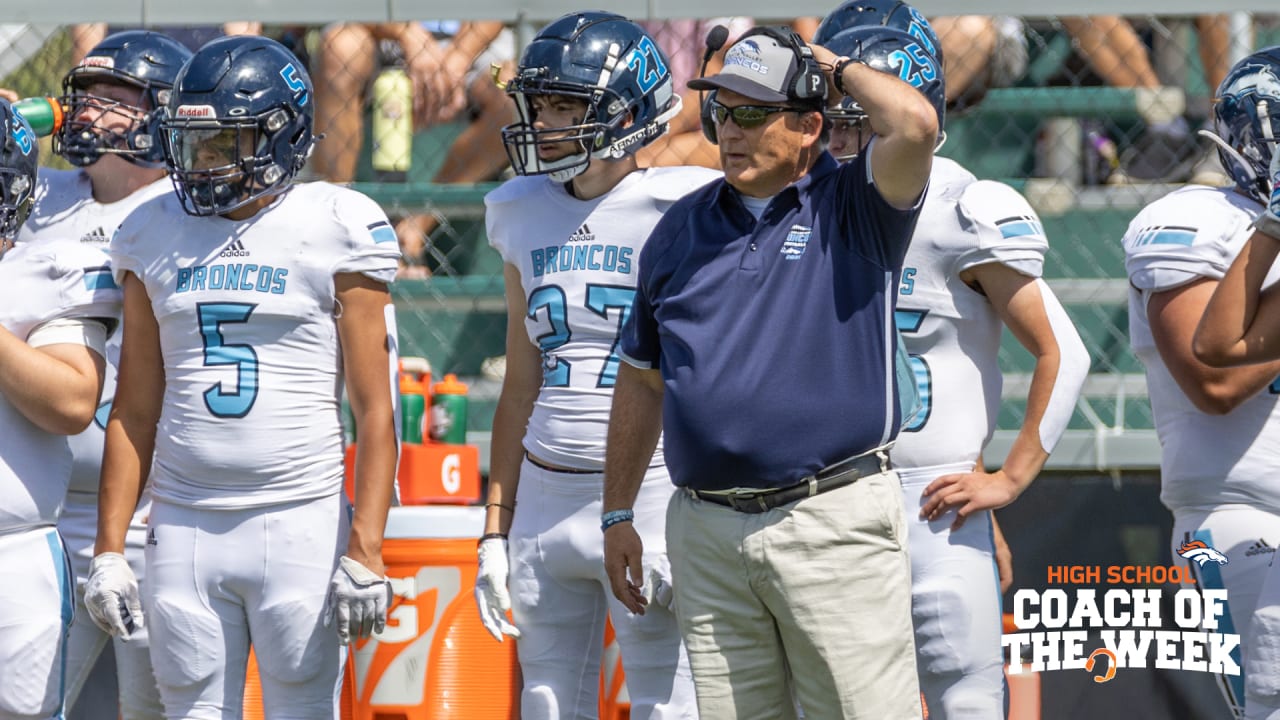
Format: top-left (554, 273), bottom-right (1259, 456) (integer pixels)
top-left (0, 98), bottom-right (36, 240)
top-left (0, 99), bottom-right (38, 242)
top-left (55, 30), bottom-right (192, 167)
top-left (813, 0), bottom-right (943, 69)
top-left (161, 36), bottom-right (314, 217)
top-left (1202, 46), bottom-right (1280, 205)
top-left (822, 26), bottom-right (946, 157)
top-left (501, 12), bottom-right (681, 181)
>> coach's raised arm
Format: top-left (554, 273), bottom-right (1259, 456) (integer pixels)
top-left (602, 24), bottom-right (935, 719)
top-left (808, 36), bottom-right (937, 209)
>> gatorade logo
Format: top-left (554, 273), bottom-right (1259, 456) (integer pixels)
top-left (441, 454), bottom-right (461, 494)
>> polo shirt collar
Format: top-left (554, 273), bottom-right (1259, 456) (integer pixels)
top-left (716, 151), bottom-right (841, 207)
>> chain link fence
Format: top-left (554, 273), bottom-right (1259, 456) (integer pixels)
top-left (5, 14), bottom-right (1279, 471)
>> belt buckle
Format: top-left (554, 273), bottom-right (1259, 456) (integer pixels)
top-left (726, 490), bottom-right (772, 513)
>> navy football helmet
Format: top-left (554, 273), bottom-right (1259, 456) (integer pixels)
top-left (1202, 46), bottom-right (1280, 205)
top-left (0, 99), bottom-right (37, 242)
top-left (822, 26), bottom-right (946, 158)
top-left (161, 36), bottom-right (314, 216)
top-left (813, 0), bottom-right (943, 69)
top-left (501, 12), bottom-right (681, 181)
top-left (55, 30), bottom-right (192, 167)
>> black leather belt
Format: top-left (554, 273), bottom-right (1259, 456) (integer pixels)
top-left (689, 450), bottom-right (888, 514)
top-left (524, 451), bottom-right (599, 475)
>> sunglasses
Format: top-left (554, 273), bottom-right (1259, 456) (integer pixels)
top-left (707, 99), bottom-right (804, 129)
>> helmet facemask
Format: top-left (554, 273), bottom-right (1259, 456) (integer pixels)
top-left (0, 164), bottom-right (34, 240)
top-left (163, 108), bottom-right (304, 217)
top-left (56, 73), bottom-right (169, 168)
top-left (827, 98), bottom-right (871, 161)
top-left (501, 37), bottom-right (680, 182)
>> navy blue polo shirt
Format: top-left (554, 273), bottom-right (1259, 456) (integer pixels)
top-left (620, 149), bottom-right (921, 491)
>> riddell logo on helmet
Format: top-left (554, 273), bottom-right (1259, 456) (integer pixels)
top-left (175, 105), bottom-right (217, 119)
top-left (80, 56), bottom-right (114, 69)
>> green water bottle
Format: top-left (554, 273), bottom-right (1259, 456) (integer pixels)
top-left (399, 374), bottom-right (426, 443)
top-left (12, 97), bottom-right (64, 137)
top-left (371, 66), bottom-right (412, 181)
top-left (429, 374), bottom-right (469, 445)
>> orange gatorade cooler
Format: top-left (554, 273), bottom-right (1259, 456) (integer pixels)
top-left (243, 648), bottom-right (356, 719)
top-left (344, 442), bottom-right (480, 505)
top-left (348, 505), bottom-right (520, 720)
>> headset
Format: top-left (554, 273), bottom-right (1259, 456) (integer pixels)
top-left (699, 25), bottom-right (828, 144)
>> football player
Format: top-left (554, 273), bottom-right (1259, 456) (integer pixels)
top-left (475, 12), bottom-right (712, 719)
top-left (18, 30), bottom-right (191, 719)
top-left (0, 97), bottom-right (122, 720)
top-left (817, 17), bottom-right (1089, 719)
top-left (84, 36), bottom-right (400, 717)
top-left (1176, 47), bottom-right (1280, 720)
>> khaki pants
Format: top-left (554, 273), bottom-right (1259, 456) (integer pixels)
top-left (667, 470), bottom-right (921, 720)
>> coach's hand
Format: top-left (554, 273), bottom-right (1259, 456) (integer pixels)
top-left (475, 536), bottom-right (520, 642)
top-left (324, 555), bottom-right (392, 644)
top-left (604, 522), bottom-right (648, 615)
top-left (85, 552), bottom-right (144, 638)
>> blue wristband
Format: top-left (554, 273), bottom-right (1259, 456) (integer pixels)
top-left (601, 508), bottom-right (635, 532)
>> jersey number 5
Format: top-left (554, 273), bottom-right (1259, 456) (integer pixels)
top-left (528, 284), bottom-right (635, 388)
top-left (895, 308), bottom-right (931, 432)
top-left (197, 302), bottom-right (259, 418)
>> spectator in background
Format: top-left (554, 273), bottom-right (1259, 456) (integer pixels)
top-left (931, 15), bottom-right (1029, 112)
top-left (72, 22), bottom-right (261, 58)
top-left (311, 21), bottom-right (514, 277)
top-left (1058, 15), bottom-right (1234, 183)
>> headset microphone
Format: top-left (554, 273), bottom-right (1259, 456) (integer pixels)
top-left (698, 25), bottom-right (730, 144)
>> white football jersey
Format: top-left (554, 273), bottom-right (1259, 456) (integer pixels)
top-left (18, 169), bottom-right (171, 247)
top-left (110, 183), bottom-right (401, 509)
top-left (1124, 185), bottom-right (1280, 513)
top-left (486, 167), bottom-right (719, 469)
top-left (892, 159), bottom-right (1049, 470)
top-left (19, 168), bottom-right (171, 495)
top-left (0, 241), bottom-right (121, 534)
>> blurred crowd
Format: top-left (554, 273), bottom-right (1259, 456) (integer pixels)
top-left (15, 13), bottom-right (1278, 274)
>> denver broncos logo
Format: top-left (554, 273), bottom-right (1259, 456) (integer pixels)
top-left (1178, 540), bottom-right (1230, 567)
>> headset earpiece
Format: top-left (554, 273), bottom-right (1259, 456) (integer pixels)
top-left (701, 89), bottom-right (718, 144)
top-left (744, 26), bottom-right (827, 106)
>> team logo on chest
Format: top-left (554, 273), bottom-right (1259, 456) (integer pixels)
top-left (781, 225), bottom-right (811, 260)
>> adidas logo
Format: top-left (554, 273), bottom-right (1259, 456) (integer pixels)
top-left (220, 238), bottom-right (249, 258)
top-left (568, 223), bottom-right (594, 243)
top-left (147, 528), bottom-right (157, 546)
top-left (1246, 539), bottom-right (1274, 557)
top-left (80, 226), bottom-right (107, 245)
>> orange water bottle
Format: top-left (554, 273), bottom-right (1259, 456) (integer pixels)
top-left (429, 374), bottom-right (469, 445)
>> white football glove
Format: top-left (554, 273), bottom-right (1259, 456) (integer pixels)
top-left (84, 552), bottom-right (144, 638)
top-left (474, 537), bottom-right (520, 642)
top-left (324, 556), bottom-right (392, 645)
top-left (643, 553), bottom-right (676, 612)
top-left (1261, 138), bottom-right (1280, 237)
